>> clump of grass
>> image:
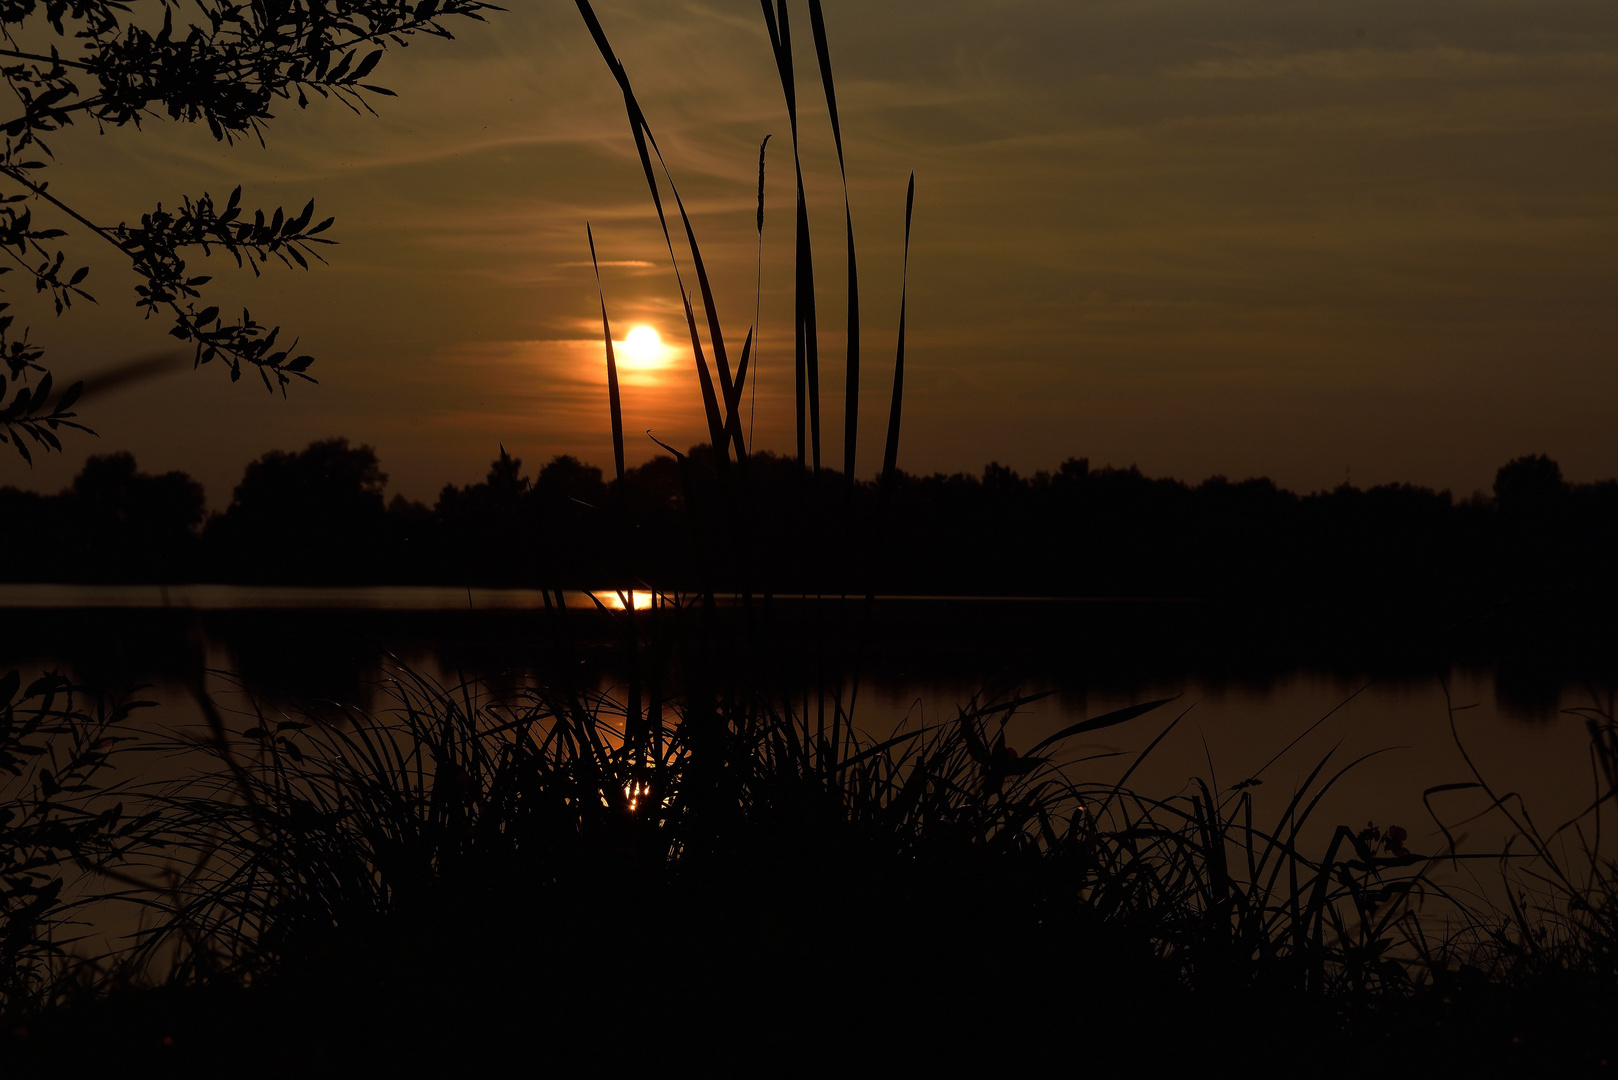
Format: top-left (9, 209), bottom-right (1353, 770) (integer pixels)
top-left (1418, 686), bottom-right (1618, 984)
top-left (0, 670), bottom-right (148, 1011)
top-left (106, 664), bottom-right (1447, 1041)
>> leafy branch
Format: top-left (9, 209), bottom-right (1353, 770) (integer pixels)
top-left (0, 0), bottom-right (500, 460)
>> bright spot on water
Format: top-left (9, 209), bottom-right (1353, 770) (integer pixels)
top-left (588, 589), bottom-right (656, 611)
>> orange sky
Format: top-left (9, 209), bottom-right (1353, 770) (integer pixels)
top-left (4, 1), bottom-right (1616, 506)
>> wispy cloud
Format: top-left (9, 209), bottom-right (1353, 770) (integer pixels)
top-left (24, 0), bottom-right (1618, 499)
top-left (1171, 46), bottom-right (1618, 82)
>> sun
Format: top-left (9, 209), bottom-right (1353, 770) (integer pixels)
top-left (624, 325), bottom-right (662, 365)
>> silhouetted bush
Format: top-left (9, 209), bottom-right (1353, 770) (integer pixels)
top-left (0, 453), bottom-right (204, 582)
top-left (204, 438), bottom-right (389, 584)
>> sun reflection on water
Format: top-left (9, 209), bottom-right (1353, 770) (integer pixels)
top-left (587, 590), bottom-right (656, 611)
top-left (624, 779), bottom-right (649, 813)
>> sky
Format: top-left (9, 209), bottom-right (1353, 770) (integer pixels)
top-left (4, 0), bottom-right (1617, 507)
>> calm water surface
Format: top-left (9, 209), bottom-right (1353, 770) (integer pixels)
top-left (3, 583), bottom-right (1611, 910)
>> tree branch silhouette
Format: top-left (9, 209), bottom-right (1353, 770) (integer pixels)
top-left (0, 0), bottom-right (500, 463)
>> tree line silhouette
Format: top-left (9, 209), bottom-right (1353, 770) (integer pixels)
top-left (2, 438), bottom-right (1614, 601)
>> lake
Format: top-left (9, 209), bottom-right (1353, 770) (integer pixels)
top-left (3, 583), bottom-right (1612, 918)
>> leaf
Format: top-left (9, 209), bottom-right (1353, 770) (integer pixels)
top-left (1025, 698), bottom-right (1176, 759)
top-left (354, 49), bottom-right (384, 80)
top-left (52, 380), bottom-right (80, 413)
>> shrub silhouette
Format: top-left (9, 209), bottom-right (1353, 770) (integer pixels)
top-left (0, 453), bottom-right (204, 582)
top-left (1495, 453), bottom-right (1568, 519)
top-left (206, 438), bottom-right (388, 584)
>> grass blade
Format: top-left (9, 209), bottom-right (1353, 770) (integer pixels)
top-left (809, 0), bottom-right (860, 489)
top-left (1025, 697), bottom-right (1175, 759)
top-left (725, 327), bottom-right (755, 444)
top-left (760, 0), bottom-right (819, 470)
top-left (881, 173), bottom-right (914, 489)
top-left (680, 290), bottom-right (729, 460)
top-left (575, 0), bottom-right (732, 470)
top-left (751, 135), bottom-right (771, 449)
top-left (587, 224), bottom-right (626, 488)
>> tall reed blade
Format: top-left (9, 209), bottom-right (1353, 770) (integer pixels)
top-left (809, 0), bottom-right (860, 489)
top-left (681, 290), bottom-right (729, 461)
top-left (726, 327), bottom-right (755, 442)
top-left (807, 0), bottom-right (846, 169)
top-left (752, 136), bottom-right (770, 450)
top-left (666, 180), bottom-right (744, 463)
top-left (589, 225), bottom-right (641, 760)
top-left (575, 0), bottom-right (732, 471)
top-left (760, 1), bottom-right (797, 138)
top-left (798, 179), bottom-right (821, 473)
top-left (587, 224), bottom-right (626, 488)
top-left (574, 2), bottom-right (677, 268)
top-left (761, 0), bottom-right (819, 471)
top-left (881, 173), bottom-right (914, 489)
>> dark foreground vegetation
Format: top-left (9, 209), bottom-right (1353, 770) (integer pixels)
top-left (4, 441), bottom-right (1616, 605)
top-left (3, 657), bottom-right (1618, 1076)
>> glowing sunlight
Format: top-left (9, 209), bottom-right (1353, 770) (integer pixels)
top-left (621, 325), bottom-right (668, 370)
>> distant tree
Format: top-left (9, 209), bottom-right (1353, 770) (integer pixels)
top-left (0, 1), bottom-right (497, 464)
top-left (72, 451), bottom-right (205, 530)
top-left (1494, 455), bottom-right (1567, 519)
top-left (0, 451), bottom-right (203, 580)
top-left (68, 452), bottom-right (205, 580)
top-left (434, 448), bottom-right (537, 586)
top-left (534, 454), bottom-right (606, 509)
top-left (436, 446), bottom-right (527, 521)
top-left (0, 482), bottom-right (57, 579)
top-left (207, 437), bottom-right (388, 582)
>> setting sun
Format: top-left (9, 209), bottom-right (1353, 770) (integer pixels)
top-left (624, 325), bottom-right (662, 365)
